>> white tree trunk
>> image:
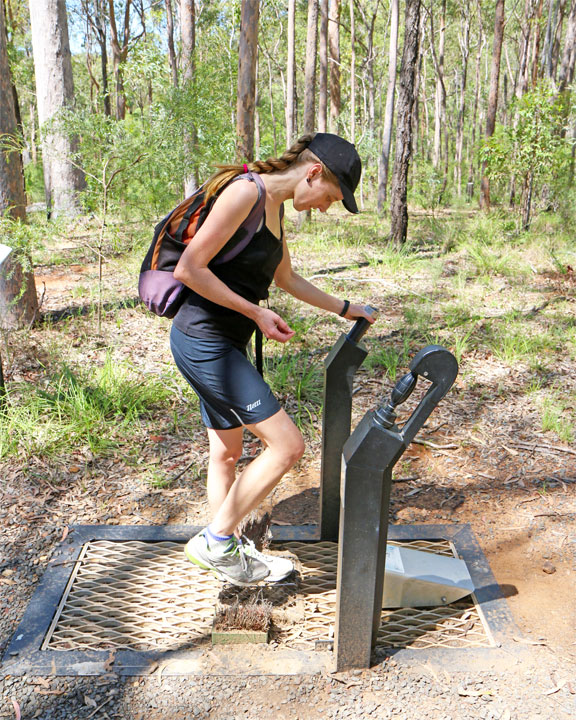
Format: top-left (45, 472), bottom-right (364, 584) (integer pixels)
top-left (0, 2), bottom-right (38, 328)
top-left (286, 0), bottom-right (296, 143)
top-left (378, 0), bottom-right (399, 210)
top-left (29, 0), bottom-right (84, 217)
top-left (180, 0), bottom-right (198, 196)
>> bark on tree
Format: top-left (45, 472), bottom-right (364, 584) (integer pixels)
top-left (455, 0), bottom-right (471, 195)
top-left (390, 0), bottom-right (421, 245)
top-left (107, 0), bottom-right (132, 120)
top-left (558, 0), bottom-right (576, 92)
top-left (82, 0), bottom-right (111, 116)
top-left (166, 0), bottom-right (178, 88)
top-left (181, 0), bottom-right (198, 196)
top-left (349, 0), bottom-right (356, 142)
top-left (303, 0), bottom-right (318, 134)
top-left (318, 0), bottom-right (329, 132)
top-left (480, 0), bottom-right (505, 211)
top-left (329, 0), bottom-right (341, 132)
top-left (29, 0), bottom-right (84, 217)
top-left (286, 0), bottom-right (296, 143)
top-left (378, 0), bottom-right (399, 211)
top-left (300, 0), bottom-right (318, 226)
top-left (431, 0), bottom-right (446, 171)
top-left (0, 0), bottom-right (38, 329)
top-left (236, 0), bottom-right (260, 162)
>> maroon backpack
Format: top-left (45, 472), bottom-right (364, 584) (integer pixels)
top-left (138, 171), bottom-right (266, 318)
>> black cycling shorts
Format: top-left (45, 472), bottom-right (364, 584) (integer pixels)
top-left (170, 325), bottom-right (281, 430)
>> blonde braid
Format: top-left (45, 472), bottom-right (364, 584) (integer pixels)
top-left (203, 133), bottom-right (338, 199)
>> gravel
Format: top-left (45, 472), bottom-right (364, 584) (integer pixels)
top-left (1, 654), bottom-right (575, 719)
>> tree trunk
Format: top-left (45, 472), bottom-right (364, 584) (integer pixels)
top-left (480, 0), bottom-right (505, 211)
top-left (349, 0), bottom-right (356, 142)
top-left (236, 0), bottom-right (260, 162)
top-left (286, 0), bottom-right (296, 143)
top-left (300, 0), bottom-right (318, 226)
top-left (378, 0), bottom-right (399, 211)
top-left (166, 0), bottom-right (178, 87)
top-left (318, 0), bottom-right (329, 132)
top-left (181, 0), bottom-right (198, 196)
top-left (0, 2), bottom-right (37, 328)
top-left (558, 0), bottom-right (576, 92)
top-left (107, 0), bottom-right (132, 120)
top-left (390, 0), bottom-right (421, 245)
top-left (303, 0), bottom-right (318, 134)
top-left (329, 0), bottom-right (341, 132)
top-left (0, 5), bottom-right (26, 222)
top-left (455, 1), bottom-right (470, 196)
top-left (29, 0), bottom-right (85, 217)
top-left (431, 0), bottom-right (446, 171)
top-left (467, 6), bottom-right (484, 201)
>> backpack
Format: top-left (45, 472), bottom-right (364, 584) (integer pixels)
top-left (138, 171), bottom-right (266, 318)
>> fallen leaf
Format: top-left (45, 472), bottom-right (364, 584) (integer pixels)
top-left (11, 699), bottom-right (21, 720)
top-left (544, 678), bottom-right (568, 695)
top-left (84, 695), bottom-right (97, 708)
top-left (61, 526), bottom-right (69, 542)
top-left (104, 651), bottom-right (116, 672)
top-left (31, 678), bottom-right (50, 689)
top-left (69, 465), bottom-right (80, 473)
top-left (512, 635), bottom-right (548, 646)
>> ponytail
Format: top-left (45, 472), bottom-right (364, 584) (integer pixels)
top-left (203, 133), bottom-right (338, 199)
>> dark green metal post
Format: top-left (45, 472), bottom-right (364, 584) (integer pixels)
top-left (334, 346), bottom-right (459, 670)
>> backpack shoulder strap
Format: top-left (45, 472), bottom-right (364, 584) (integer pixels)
top-left (213, 171), bottom-right (266, 265)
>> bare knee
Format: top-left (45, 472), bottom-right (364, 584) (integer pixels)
top-left (275, 430), bottom-right (305, 469)
top-left (210, 445), bottom-right (243, 469)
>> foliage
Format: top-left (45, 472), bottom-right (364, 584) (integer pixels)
top-left (0, 353), bottom-right (173, 460)
top-left (481, 82), bottom-right (571, 222)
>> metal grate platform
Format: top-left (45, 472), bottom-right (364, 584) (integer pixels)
top-left (2, 524), bottom-right (519, 676)
top-left (41, 538), bottom-right (493, 653)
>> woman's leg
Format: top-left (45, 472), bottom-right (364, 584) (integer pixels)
top-left (206, 427), bottom-right (243, 516)
top-left (209, 408), bottom-right (305, 536)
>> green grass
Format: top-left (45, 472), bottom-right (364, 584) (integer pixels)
top-left (0, 353), bottom-right (174, 460)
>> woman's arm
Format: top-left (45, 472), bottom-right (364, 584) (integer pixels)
top-left (173, 181), bottom-right (294, 342)
top-left (274, 236), bottom-right (376, 322)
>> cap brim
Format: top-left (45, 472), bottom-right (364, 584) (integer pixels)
top-left (340, 182), bottom-right (359, 214)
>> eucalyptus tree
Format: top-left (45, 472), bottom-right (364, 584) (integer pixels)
top-left (236, 0), bottom-right (259, 161)
top-left (480, 0), bottom-right (505, 210)
top-left (0, 0), bottom-right (38, 328)
top-left (329, 0), bottom-right (341, 131)
top-left (390, 0), bottom-right (421, 244)
top-left (29, 0), bottom-right (85, 216)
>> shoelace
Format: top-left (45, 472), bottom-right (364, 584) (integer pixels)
top-left (229, 540), bottom-right (249, 572)
top-left (241, 537), bottom-right (266, 562)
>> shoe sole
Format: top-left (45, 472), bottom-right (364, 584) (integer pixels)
top-left (184, 544), bottom-right (268, 588)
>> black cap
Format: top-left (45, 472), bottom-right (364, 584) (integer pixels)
top-left (307, 133), bottom-right (362, 213)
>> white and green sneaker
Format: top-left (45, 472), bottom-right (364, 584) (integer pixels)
top-left (185, 530), bottom-right (270, 587)
top-left (240, 537), bottom-right (294, 582)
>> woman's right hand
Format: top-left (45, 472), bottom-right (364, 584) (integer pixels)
top-left (256, 307), bottom-right (295, 343)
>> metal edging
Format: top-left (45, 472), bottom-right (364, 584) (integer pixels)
top-left (1, 523), bottom-right (524, 676)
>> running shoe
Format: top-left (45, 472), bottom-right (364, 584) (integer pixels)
top-left (184, 529), bottom-right (270, 587)
top-left (240, 537), bottom-right (294, 582)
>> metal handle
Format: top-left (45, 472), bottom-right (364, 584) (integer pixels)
top-left (346, 306), bottom-right (378, 344)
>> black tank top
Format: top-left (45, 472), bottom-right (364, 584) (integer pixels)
top-left (172, 211), bottom-right (284, 346)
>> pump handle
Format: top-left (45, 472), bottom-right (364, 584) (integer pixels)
top-left (346, 306), bottom-right (379, 344)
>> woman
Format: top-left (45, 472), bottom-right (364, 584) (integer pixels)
top-left (171, 132), bottom-right (375, 586)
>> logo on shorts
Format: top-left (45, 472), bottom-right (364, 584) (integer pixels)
top-left (246, 399), bottom-right (262, 412)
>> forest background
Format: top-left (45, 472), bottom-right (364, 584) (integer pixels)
top-left (0, 0), bottom-right (575, 498)
top-left (0, 2), bottom-right (575, 698)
